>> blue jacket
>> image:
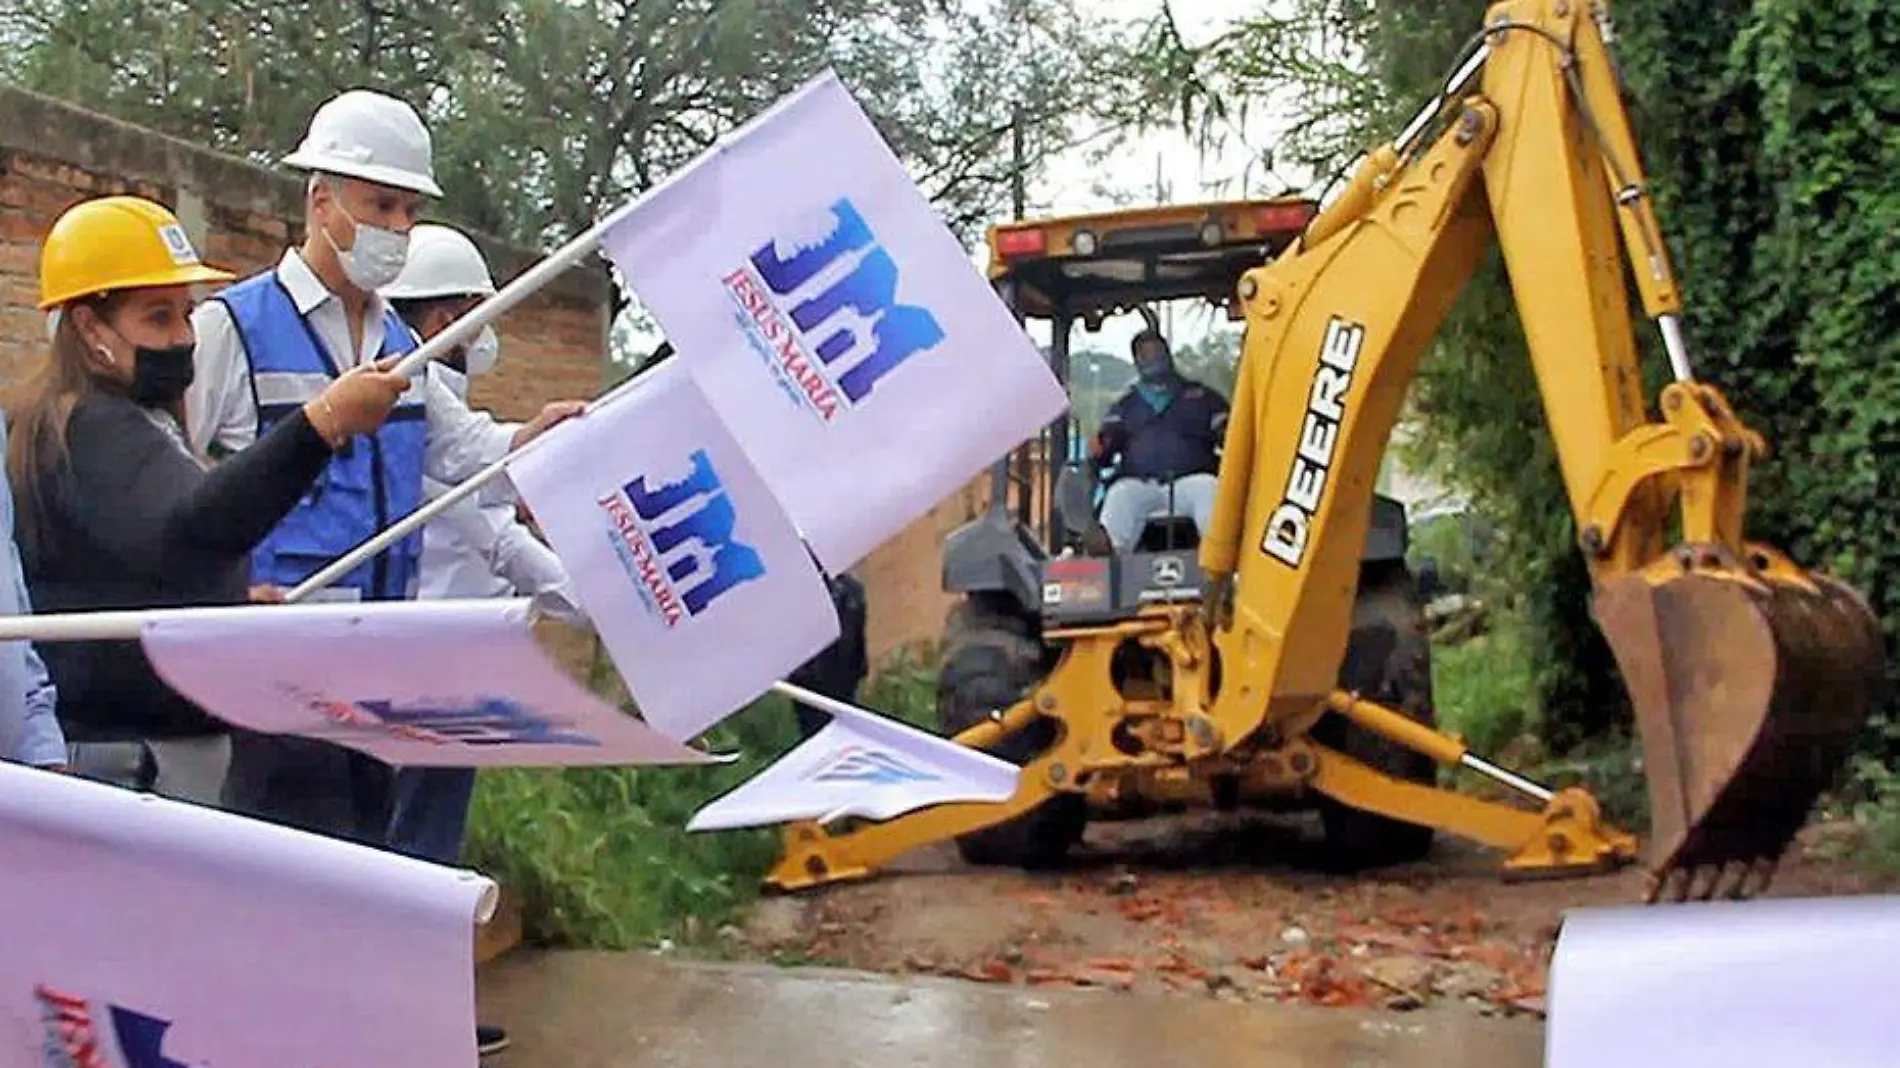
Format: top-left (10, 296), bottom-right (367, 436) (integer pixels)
top-left (211, 274), bottom-right (428, 601)
top-left (1097, 373), bottom-right (1230, 481)
top-left (0, 410), bottom-right (62, 765)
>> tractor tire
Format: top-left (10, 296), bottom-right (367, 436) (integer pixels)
top-left (935, 594), bottom-right (1087, 869)
top-left (1309, 561), bottom-right (1440, 870)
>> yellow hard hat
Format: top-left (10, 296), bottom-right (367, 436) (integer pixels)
top-left (37, 195), bottom-right (235, 310)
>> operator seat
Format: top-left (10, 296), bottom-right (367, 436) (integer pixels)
top-left (1054, 456), bottom-right (1217, 556)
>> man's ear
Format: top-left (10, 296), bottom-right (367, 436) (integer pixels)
top-left (306, 173), bottom-right (330, 215)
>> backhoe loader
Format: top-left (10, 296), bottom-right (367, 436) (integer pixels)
top-left (765, 0), bottom-right (1889, 902)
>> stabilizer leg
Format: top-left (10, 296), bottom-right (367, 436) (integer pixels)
top-left (1314, 692), bottom-right (1639, 877)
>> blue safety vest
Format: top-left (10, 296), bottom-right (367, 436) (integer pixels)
top-left (212, 273), bottom-right (428, 601)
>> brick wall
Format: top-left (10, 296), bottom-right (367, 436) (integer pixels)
top-left (856, 477), bottom-right (984, 670)
top-left (856, 445), bottom-right (1056, 674)
top-left (0, 81), bottom-right (1014, 687)
top-left (0, 83), bottom-right (610, 421)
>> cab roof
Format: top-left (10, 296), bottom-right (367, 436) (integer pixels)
top-left (983, 197), bottom-right (1316, 323)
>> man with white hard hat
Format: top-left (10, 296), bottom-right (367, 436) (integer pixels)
top-left (184, 89), bottom-right (584, 997)
top-left (378, 221), bottom-right (585, 865)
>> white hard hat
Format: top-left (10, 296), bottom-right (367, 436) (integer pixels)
top-left (282, 89), bottom-right (443, 197)
top-left (381, 224), bottom-right (497, 300)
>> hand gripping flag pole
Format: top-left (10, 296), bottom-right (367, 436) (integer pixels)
top-left (257, 275), bottom-right (884, 746)
top-left (277, 197), bottom-right (649, 603)
top-left (0, 189), bottom-right (909, 741)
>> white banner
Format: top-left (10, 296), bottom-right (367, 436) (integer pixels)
top-left (140, 598), bottom-right (716, 767)
top-left (0, 760), bottom-right (494, 1067)
top-left (687, 697), bottom-right (1019, 832)
top-left (505, 360), bottom-right (841, 742)
top-left (1546, 894), bottom-right (1900, 1068)
top-left (599, 70), bottom-right (1068, 573)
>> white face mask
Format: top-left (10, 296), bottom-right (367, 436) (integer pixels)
top-left (463, 324), bottom-right (500, 377)
top-left (323, 202), bottom-right (409, 291)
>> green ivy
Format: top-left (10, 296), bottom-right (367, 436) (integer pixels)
top-left (1381, 0), bottom-right (1900, 763)
top-left (1624, 1), bottom-right (1900, 777)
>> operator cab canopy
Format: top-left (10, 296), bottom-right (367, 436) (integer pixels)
top-left (985, 198), bottom-right (1316, 554)
top-left (984, 197), bottom-right (1315, 327)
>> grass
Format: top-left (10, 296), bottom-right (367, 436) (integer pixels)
top-left (1825, 715), bottom-right (1900, 876)
top-left (1429, 614), bottom-right (1534, 759)
top-left (1427, 607), bottom-right (1650, 829)
top-left (461, 644), bottom-right (943, 951)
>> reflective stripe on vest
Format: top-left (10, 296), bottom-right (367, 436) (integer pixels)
top-left (213, 271), bottom-right (429, 601)
top-left (252, 370), bottom-right (341, 409)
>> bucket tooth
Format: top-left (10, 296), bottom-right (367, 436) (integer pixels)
top-left (1593, 546), bottom-right (1887, 895)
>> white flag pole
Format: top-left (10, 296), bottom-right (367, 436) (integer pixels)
top-left (282, 448), bottom-right (519, 603)
top-left (0, 602), bottom-right (471, 643)
top-left (283, 198), bottom-right (672, 600)
top-left (0, 607), bottom-right (178, 642)
top-left (386, 201), bottom-right (637, 379)
top-left (383, 71), bottom-right (844, 381)
top-left (281, 330), bottom-right (683, 604)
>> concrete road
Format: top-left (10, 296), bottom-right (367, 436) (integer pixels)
top-left (477, 950), bottom-right (1545, 1067)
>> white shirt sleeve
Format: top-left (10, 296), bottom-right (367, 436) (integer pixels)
top-left (423, 364), bottom-right (521, 503)
top-left (423, 486), bottom-right (587, 624)
top-left (185, 299), bottom-right (259, 456)
top-left (424, 475), bottom-right (509, 562)
top-left (492, 518), bottom-right (576, 600)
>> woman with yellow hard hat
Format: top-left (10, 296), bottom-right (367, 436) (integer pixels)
top-left (7, 194), bottom-right (410, 750)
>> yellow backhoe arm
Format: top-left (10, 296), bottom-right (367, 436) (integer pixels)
top-left (759, 0), bottom-right (1883, 900)
top-left (1199, 0), bottom-right (1887, 894)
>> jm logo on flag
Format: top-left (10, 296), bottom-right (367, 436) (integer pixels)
top-left (804, 744), bottom-right (942, 786)
top-left (723, 196), bottom-right (946, 424)
top-left (685, 698), bottom-right (1021, 832)
top-left (597, 447), bottom-right (766, 626)
top-left (292, 687), bottom-right (606, 749)
top-left (505, 360), bottom-right (841, 741)
top-left (36, 984), bottom-right (186, 1068)
top-left (597, 70), bottom-right (1068, 572)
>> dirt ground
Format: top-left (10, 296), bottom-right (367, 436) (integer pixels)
top-left (728, 811), bottom-right (1896, 1022)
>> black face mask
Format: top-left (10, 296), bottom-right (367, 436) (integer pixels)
top-left (128, 342), bottom-right (197, 407)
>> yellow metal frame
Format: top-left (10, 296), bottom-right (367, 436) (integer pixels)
top-left (768, 607), bottom-right (1636, 893)
top-left (764, 0), bottom-right (1870, 895)
top-left (984, 196), bottom-right (1317, 279)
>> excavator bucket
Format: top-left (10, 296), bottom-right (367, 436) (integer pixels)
top-left (1593, 549), bottom-right (1888, 901)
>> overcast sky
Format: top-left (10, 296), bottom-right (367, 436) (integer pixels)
top-left (1008, 0), bottom-right (1303, 361)
top-left (616, 0), bottom-right (1302, 366)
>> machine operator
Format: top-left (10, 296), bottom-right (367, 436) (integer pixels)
top-left (1088, 328), bottom-right (1229, 552)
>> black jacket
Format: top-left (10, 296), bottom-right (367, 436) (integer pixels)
top-left (19, 392), bottom-right (335, 741)
top-left (1097, 374), bottom-right (1230, 481)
